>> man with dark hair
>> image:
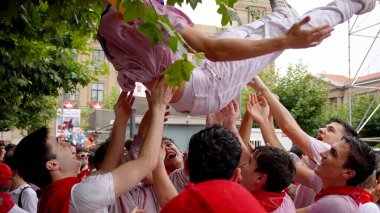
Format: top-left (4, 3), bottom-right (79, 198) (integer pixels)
top-left (328, 118), bottom-right (358, 138)
top-left (12, 79), bottom-right (176, 213)
top-left (161, 137), bottom-right (184, 174)
top-left (249, 76), bottom-right (360, 208)
top-left (187, 125), bottom-right (242, 183)
top-left (293, 136), bottom-right (377, 212)
top-left (240, 146), bottom-right (296, 212)
top-left (152, 102), bottom-right (248, 207)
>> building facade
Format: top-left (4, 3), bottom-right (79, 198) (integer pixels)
top-left (316, 72), bottom-right (380, 106)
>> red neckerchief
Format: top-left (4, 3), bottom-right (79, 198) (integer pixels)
top-left (77, 169), bottom-right (92, 179)
top-left (358, 188), bottom-right (373, 204)
top-left (254, 190), bottom-right (286, 212)
top-left (315, 186), bottom-right (360, 206)
top-left (0, 192), bottom-right (15, 213)
top-left (38, 177), bottom-right (81, 213)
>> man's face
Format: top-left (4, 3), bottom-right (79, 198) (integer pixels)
top-left (316, 122), bottom-right (345, 145)
top-left (315, 141), bottom-right (351, 185)
top-left (163, 140), bottom-right (183, 171)
top-left (48, 135), bottom-right (80, 175)
top-left (240, 154), bottom-right (264, 194)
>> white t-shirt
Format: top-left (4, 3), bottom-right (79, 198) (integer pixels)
top-left (8, 205), bottom-right (28, 213)
top-left (9, 183), bottom-right (38, 213)
top-left (70, 173), bottom-right (116, 213)
top-left (359, 202), bottom-right (380, 213)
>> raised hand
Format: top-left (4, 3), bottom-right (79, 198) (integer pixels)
top-left (221, 99), bottom-right (240, 128)
top-left (248, 76), bottom-right (268, 93)
top-left (284, 16), bottom-right (333, 49)
top-left (114, 91), bottom-right (135, 123)
top-left (150, 77), bottom-right (177, 109)
top-left (246, 93), bottom-right (270, 124)
top-left (206, 111), bottom-right (225, 128)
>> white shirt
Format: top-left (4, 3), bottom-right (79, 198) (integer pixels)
top-left (9, 183), bottom-right (38, 213)
top-left (359, 202), bottom-right (380, 213)
top-left (8, 205), bottom-right (28, 213)
top-left (70, 173), bottom-right (116, 213)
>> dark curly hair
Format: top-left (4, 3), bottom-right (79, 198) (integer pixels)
top-left (188, 125), bottom-right (242, 184)
top-left (253, 146), bottom-right (295, 193)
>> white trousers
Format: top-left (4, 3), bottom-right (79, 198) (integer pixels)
top-left (171, 0), bottom-right (365, 115)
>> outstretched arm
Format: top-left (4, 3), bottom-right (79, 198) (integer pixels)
top-left (100, 91), bottom-right (135, 172)
top-left (153, 146), bottom-right (178, 207)
top-left (246, 93), bottom-right (284, 150)
top-left (180, 16), bottom-right (333, 61)
top-left (221, 100), bottom-right (250, 164)
top-left (239, 110), bottom-right (254, 147)
top-left (111, 79), bottom-right (177, 197)
top-left (249, 76), bottom-right (314, 160)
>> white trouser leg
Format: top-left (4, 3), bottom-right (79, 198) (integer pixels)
top-left (198, 0), bottom-right (365, 115)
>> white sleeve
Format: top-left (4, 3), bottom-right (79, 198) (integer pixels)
top-left (359, 203), bottom-right (380, 213)
top-left (309, 137), bottom-right (331, 165)
top-left (70, 173), bottom-right (116, 212)
top-left (21, 187), bottom-right (38, 213)
top-left (8, 205), bottom-right (28, 213)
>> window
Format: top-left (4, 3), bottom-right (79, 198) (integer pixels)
top-left (64, 89), bottom-right (79, 101)
top-left (245, 6), bottom-right (264, 23)
top-left (329, 97), bottom-right (338, 107)
top-left (93, 49), bottom-right (105, 70)
top-left (91, 83), bottom-right (104, 102)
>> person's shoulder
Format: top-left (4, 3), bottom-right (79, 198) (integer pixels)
top-left (8, 205), bottom-right (28, 213)
top-left (359, 202), bottom-right (380, 213)
top-left (309, 195), bottom-right (358, 213)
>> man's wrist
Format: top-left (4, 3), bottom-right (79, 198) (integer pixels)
top-left (152, 103), bottom-right (167, 112)
top-left (278, 35), bottom-right (290, 50)
top-left (114, 117), bottom-right (129, 125)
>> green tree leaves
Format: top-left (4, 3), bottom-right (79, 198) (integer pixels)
top-left (0, 0), bottom-right (102, 132)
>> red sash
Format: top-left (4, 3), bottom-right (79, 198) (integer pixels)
top-left (358, 188), bottom-right (373, 204)
top-left (38, 177), bottom-right (81, 213)
top-left (315, 186), bottom-right (361, 205)
top-left (0, 192), bottom-right (15, 213)
top-left (77, 169), bottom-right (92, 179)
top-left (254, 190), bottom-right (286, 212)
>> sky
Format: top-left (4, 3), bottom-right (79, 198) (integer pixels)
top-left (176, 0), bottom-right (380, 77)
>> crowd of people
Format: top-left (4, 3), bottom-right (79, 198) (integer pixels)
top-left (1, 0), bottom-right (379, 212)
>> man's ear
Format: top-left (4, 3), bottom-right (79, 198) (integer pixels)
top-left (46, 160), bottom-right (59, 171)
top-left (343, 169), bottom-right (356, 180)
top-left (231, 168), bottom-right (241, 183)
top-left (256, 172), bottom-right (267, 186)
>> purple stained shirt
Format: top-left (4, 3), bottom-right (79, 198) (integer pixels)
top-left (306, 173), bottom-right (358, 213)
top-left (293, 137), bottom-right (331, 208)
top-left (97, 1), bottom-right (193, 92)
top-left (108, 135), bottom-right (189, 212)
top-left (272, 193), bottom-right (296, 213)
